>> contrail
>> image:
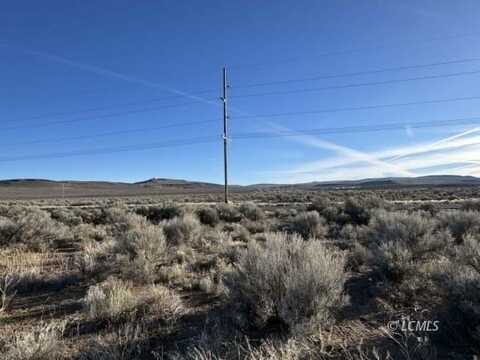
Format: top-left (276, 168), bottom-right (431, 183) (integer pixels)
top-left (10, 45), bottom-right (220, 107)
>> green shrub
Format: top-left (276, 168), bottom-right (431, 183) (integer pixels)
top-left (226, 232), bottom-right (346, 333)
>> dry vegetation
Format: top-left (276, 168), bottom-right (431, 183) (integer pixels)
top-left (0, 189), bottom-right (479, 359)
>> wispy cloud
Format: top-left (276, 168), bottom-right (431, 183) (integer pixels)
top-left (267, 126), bottom-right (480, 183)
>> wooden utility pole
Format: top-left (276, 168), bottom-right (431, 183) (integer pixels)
top-left (222, 67), bottom-right (229, 203)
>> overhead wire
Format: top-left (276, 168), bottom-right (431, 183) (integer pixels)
top-left (232, 95), bottom-right (480, 119)
top-left (231, 115), bottom-right (480, 139)
top-left (233, 57), bottom-right (480, 89)
top-left (231, 69), bottom-right (480, 98)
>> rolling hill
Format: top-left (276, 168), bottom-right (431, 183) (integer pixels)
top-left (0, 175), bottom-right (478, 200)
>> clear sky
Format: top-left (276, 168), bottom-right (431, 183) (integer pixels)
top-left (1, 1), bottom-right (480, 184)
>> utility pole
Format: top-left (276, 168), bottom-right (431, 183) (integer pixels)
top-left (222, 67), bottom-right (229, 203)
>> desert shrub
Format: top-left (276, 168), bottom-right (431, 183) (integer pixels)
top-left (135, 203), bottom-right (183, 224)
top-left (243, 219), bottom-right (269, 234)
top-left (196, 206), bottom-right (220, 227)
top-left (2, 321), bottom-right (65, 360)
top-left (437, 210), bottom-right (480, 243)
top-left (147, 285), bottom-right (184, 321)
top-left (347, 241), bottom-right (372, 271)
top-left (458, 233), bottom-right (480, 272)
top-left (75, 235), bottom-right (116, 275)
top-left (163, 214), bottom-right (201, 246)
top-left (84, 278), bottom-right (137, 320)
top-left (72, 223), bottom-right (107, 242)
top-left (49, 208), bottom-right (82, 226)
top-left (342, 197), bottom-right (371, 226)
top-left (0, 217), bottom-right (18, 246)
top-left (461, 200), bottom-right (480, 212)
top-left (292, 211), bottom-right (328, 240)
top-left (230, 224), bottom-right (250, 243)
top-left (307, 197), bottom-right (332, 214)
top-left (434, 253), bottom-right (480, 348)
top-left (367, 210), bottom-right (451, 282)
top-left (226, 232), bottom-right (346, 333)
top-left (217, 204), bottom-right (242, 223)
top-left (367, 210), bottom-right (436, 247)
top-left (115, 218), bottom-right (167, 282)
top-left (79, 323), bottom-right (144, 360)
top-left (238, 202), bottom-right (265, 221)
top-left (1, 207), bottom-right (69, 251)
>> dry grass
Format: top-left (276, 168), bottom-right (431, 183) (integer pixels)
top-left (84, 278), bottom-right (137, 320)
top-left (2, 321), bottom-right (66, 360)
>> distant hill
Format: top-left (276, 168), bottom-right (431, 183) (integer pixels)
top-left (290, 175), bottom-right (480, 190)
top-left (0, 175), bottom-right (479, 200)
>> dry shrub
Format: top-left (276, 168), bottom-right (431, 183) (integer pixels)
top-left (49, 208), bottom-right (83, 226)
top-left (292, 211), bottom-right (328, 240)
top-left (0, 207), bottom-right (69, 251)
top-left (0, 217), bottom-right (18, 246)
top-left (136, 203), bottom-right (183, 224)
top-left (217, 204), bottom-right (242, 223)
top-left (342, 197), bottom-right (371, 226)
top-left (146, 285), bottom-right (185, 321)
top-left (75, 238), bottom-right (114, 275)
top-left (196, 206), bottom-right (220, 227)
top-left (367, 210), bottom-right (450, 282)
top-left (73, 223), bottom-right (107, 242)
top-left (164, 213), bottom-right (201, 246)
top-left (84, 278), bottom-right (137, 320)
top-left (2, 321), bottom-right (65, 360)
top-left (437, 210), bottom-right (480, 243)
top-left (226, 232), bottom-right (346, 333)
top-left (239, 202), bottom-right (265, 221)
top-left (226, 223), bottom-right (250, 243)
top-left (368, 210), bottom-right (436, 247)
top-left (429, 245), bottom-right (480, 349)
top-left (78, 323), bottom-right (144, 360)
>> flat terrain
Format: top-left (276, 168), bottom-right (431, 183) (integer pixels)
top-left (0, 186), bottom-right (479, 359)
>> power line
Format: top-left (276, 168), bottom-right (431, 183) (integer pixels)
top-left (233, 57), bottom-right (480, 89)
top-left (232, 95), bottom-right (480, 119)
top-left (0, 101), bottom-right (209, 131)
top-left (4, 115), bottom-right (480, 163)
top-left (231, 115), bottom-right (480, 139)
top-left (0, 136), bottom-right (219, 163)
top-left (10, 95), bottom-right (218, 125)
top-left (231, 69), bottom-right (480, 98)
top-left (229, 31), bottom-right (480, 69)
top-left (0, 119), bottom-right (217, 149)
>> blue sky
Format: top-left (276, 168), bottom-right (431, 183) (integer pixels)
top-left (1, 1), bottom-right (480, 184)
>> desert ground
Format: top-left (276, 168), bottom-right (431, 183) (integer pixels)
top-left (0, 186), bottom-right (479, 359)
